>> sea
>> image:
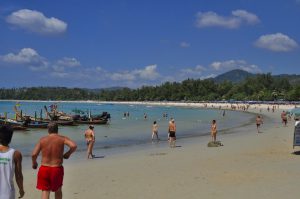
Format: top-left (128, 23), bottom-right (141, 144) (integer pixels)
top-left (0, 100), bottom-right (255, 166)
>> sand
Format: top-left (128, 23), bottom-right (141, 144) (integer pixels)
top-left (19, 103), bottom-right (299, 199)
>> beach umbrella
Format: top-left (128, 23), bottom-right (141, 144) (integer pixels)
top-left (291, 108), bottom-right (300, 117)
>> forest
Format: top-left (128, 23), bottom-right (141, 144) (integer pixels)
top-left (0, 73), bottom-right (299, 101)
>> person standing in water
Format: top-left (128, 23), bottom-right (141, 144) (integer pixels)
top-left (211, 120), bottom-right (217, 142)
top-left (85, 125), bottom-right (96, 159)
top-left (152, 121), bottom-right (159, 142)
top-left (168, 118), bottom-right (176, 148)
top-left (0, 125), bottom-right (25, 199)
top-left (256, 115), bottom-right (263, 133)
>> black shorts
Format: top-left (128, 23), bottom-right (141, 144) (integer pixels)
top-left (169, 131), bottom-right (176, 138)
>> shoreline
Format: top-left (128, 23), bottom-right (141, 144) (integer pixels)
top-left (21, 107), bottom-right (257, 169)
top-left (1, 99), bottom-right (298, 109)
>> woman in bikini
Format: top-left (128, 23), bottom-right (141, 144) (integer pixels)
top-left (211, 120), bottom-right (217, 142)
top-left (152, 121), bottom-right (159, 142)
top-left (84, 125), bottom-right (95, 159)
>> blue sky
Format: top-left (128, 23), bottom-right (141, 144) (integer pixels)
top-left (0, 0), bottom-right (299, 88)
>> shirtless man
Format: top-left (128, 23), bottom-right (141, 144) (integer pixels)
top-left (0, 125), bottom-right (25, 199)
top-left (168, 119), bottom-right (176, 148)
top-left (281, 111), bottom-right (287, 126)
top-left (84, 125), bottom-right (95, 159)
top-left (32, 122), bottom-right (77, 199)
top-left (256, 115), bottom-right (263, 133)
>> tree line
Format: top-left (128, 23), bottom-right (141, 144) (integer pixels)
top-left (0, 73), bottom-right (299, 101)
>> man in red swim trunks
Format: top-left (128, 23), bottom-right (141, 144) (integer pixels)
top-left (32, 122), bottom-right (77, 199)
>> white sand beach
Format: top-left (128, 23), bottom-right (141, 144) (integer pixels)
top-left (20, 102), bottom-right (299, 199)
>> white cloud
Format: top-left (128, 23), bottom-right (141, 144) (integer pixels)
top-left (57, 57), bottom-right (80, 67)
top-left (210, 60), bottom-right (261, 73)
top-left (181, 65), bottom-right (206, 75)
top-left (132, 65), bottom-right (160, 80)
top-left (0, 48), bottom-right (48, 71)
top-left (195, 10), bottom-right (259, 29)
top-left (50, 72), bottom-right (69, 78)
top-left (109, 65), bottom-right (160, 81)
top-left (255, 33), bottom-right (298, 52)
top-left (52, 57), bottom-right (81, 72)
top-left (110, 72), bottom-right (136, 81)
top-left (200, 74), bottom-right (216, 79)
top-left (231, 10), bottom-right (260, 24)
top-left (180, 42), bottom-right (191, 48)
top-left (6, 9), bottom-right (67, 35)
top-left (29, 65), bottom-right (48, 71)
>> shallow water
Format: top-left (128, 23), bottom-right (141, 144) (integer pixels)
top-left (0, 101), bottom-right (254, 158)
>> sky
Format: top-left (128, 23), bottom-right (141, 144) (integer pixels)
top-left (0, 0), bottom-right (299, 88)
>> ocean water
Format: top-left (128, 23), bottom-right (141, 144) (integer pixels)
top-left (0, 101), bottom-right (254, 158)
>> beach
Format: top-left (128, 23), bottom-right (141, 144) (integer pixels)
top-left (19, 102), bottom-right (299, 199)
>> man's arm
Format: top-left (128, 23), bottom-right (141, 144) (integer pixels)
top-left (31, 141), bottom-right (41, 169)
top-left (63, 137), bottom-right (77, 159)
top-left (92, 130), bottom-right (95, 141)
top-left (14, 150), bottom-right (25, 198)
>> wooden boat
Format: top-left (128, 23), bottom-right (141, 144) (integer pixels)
top-left (75, 119), bottom-right (108, 125)
top-left (24, 121), bottom-right (48, 128)
top-left (0, 119), bottom-right (28, 131)
top-left (72, 111), bottom-right (111, 125)
top-left (42, 119), bottom-right (77, 126)
top-left (0, 118), bottom-right (22, 126)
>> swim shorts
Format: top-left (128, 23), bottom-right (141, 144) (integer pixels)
top-left (169, 131), bottom-right (176, 138)
top-left (37, 165), bottom-right (64, 192)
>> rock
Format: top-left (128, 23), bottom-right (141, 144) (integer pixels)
top-left (207, 141), bottom-right (223, 147)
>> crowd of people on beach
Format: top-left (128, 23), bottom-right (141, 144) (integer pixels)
top-left (1, 103), bottom-right (299, 199)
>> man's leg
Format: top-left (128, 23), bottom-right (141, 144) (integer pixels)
top-left (55, 187), bottom-right (62, 199)
top-left (42, 190), bottom-right (50, 199)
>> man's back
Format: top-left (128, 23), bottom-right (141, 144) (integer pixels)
top-left (0, 148), bottom-right (15, 199)
top-left (40, 134), bottom-right (65, 167)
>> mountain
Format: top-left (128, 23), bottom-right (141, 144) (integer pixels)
top-left (213, 69), bottom-right (300, 85)
top-left (213, 69), bottom-right (254, 83)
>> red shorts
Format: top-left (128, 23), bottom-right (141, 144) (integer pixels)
top-left (37, 165), bottom-right (64, 192)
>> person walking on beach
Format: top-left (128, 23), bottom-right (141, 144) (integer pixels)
top-left (0, 125), bottom-right (25, 199)
top-left (152, 121), bottom-right (159, 142)
top-left (256, 115), bottom-right (263, 133)
top-left (31, 122), bottom-right (77, 199)
top-left (211, 120), bottom-right (217, 142)
top-left (168, 118), bottom-right (176, 148)
top-left (85, 125), bottom-right (96, 159)
top-left (281, 111), bottom-right (287, 126)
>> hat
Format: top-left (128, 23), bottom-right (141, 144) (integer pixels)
top-left (89, 125), bottom-right (94, 129)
